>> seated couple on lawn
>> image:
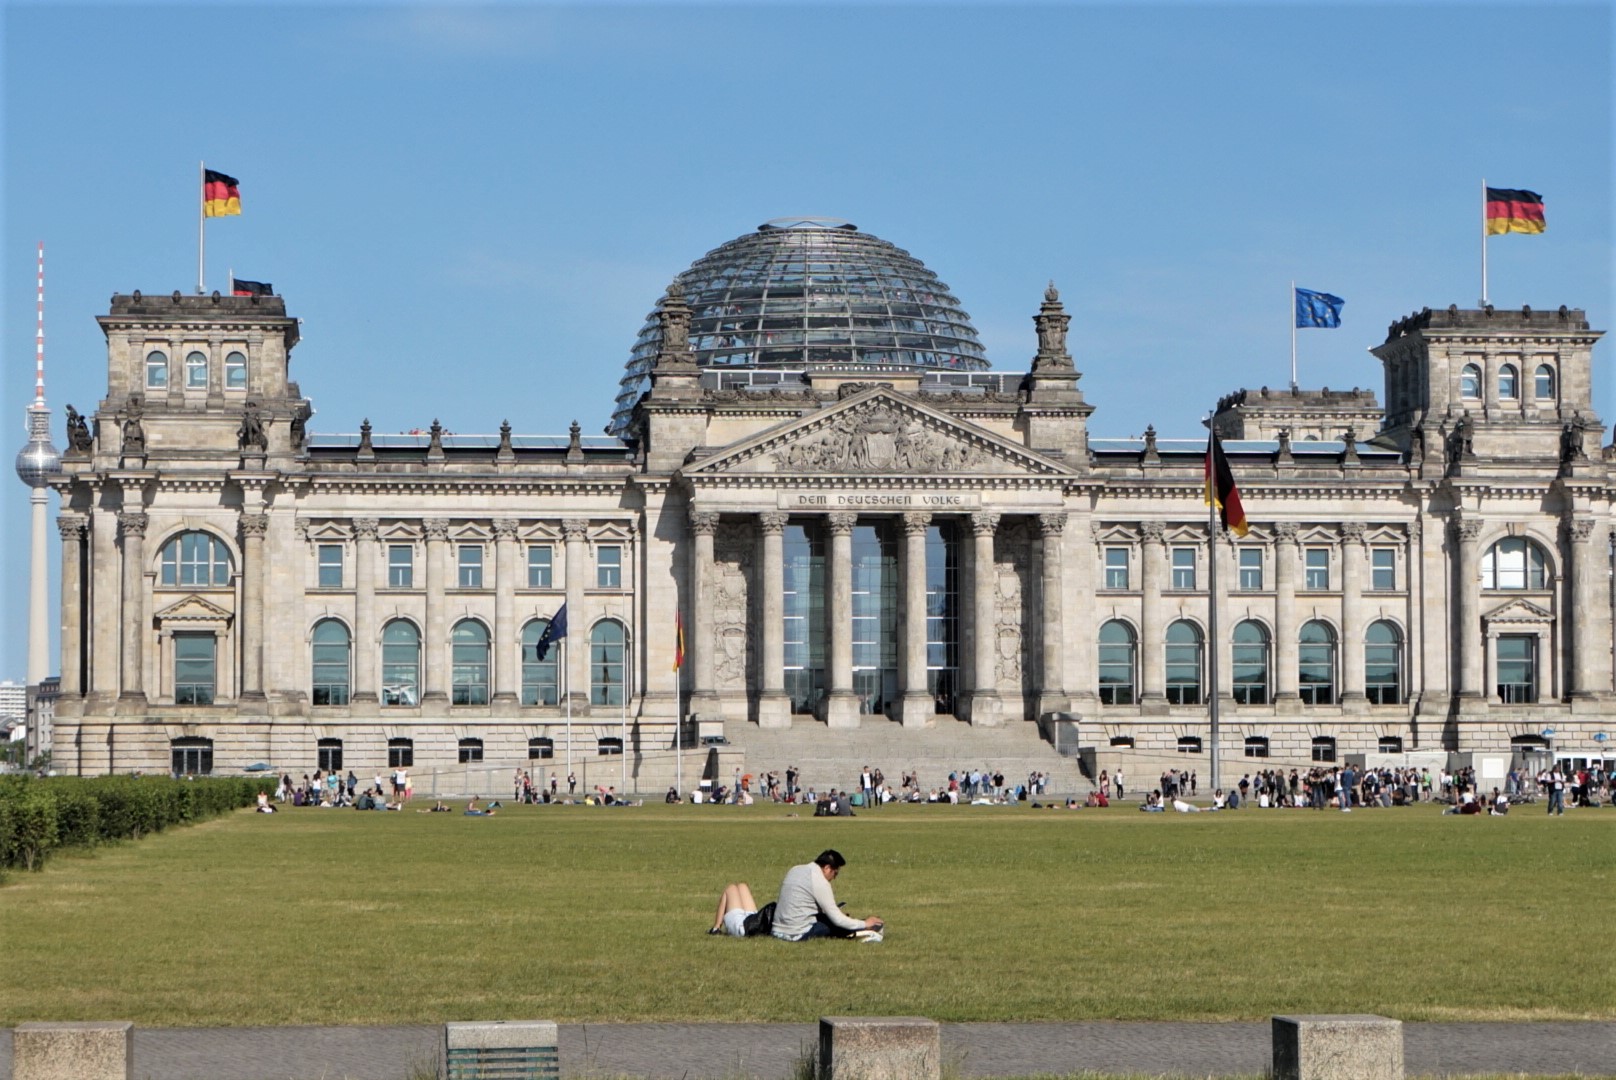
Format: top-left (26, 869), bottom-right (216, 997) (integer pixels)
top-left (708, 849), bottom-right (885, 942)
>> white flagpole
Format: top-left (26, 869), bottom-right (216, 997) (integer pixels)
top-left (620, 653), bottom-right (628, 797)
top-left (197, 161), bottom-right (206, 294)
top-left (1481, 178), bottom-right (1489, 306)
top-left (1289, 281), bottom-right (1298, 390)
top-left (1207, 445), bottom-right (1222, 794)
top-left (564, 638), bottom-right (573, 778)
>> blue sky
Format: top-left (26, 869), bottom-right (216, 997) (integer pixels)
top-left (2, 1), bottom-right (1610, 679)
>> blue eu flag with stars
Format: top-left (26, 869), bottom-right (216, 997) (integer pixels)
top-left (1295, 287), bottom-right (1345, 328)
top-left (533, 602), bottom-right (568, 661)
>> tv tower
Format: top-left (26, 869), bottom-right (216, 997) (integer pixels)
top-left (14, 242), bottom-right (60, 763)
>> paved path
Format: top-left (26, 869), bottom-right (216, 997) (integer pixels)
top-left (1, 1020), bottom-right (1612, 1078)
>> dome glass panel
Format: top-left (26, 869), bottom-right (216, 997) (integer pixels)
top-left (609, 218), bottom-right (990, 434)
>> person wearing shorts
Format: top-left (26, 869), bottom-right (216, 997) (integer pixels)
top-left (708, 882), bottom-right (759, 936)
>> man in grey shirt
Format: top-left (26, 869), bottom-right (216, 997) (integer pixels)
top-left (771, 849), bottom-right (884, 941)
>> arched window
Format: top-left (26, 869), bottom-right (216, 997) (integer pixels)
top-left (1460, 363), bottom-right (1481, 399)
top-left (1232, 620), bottom-right (1270, 705)
top-left (1498, 363), bottom-right (1518, 400)
top-left (159, 531), bottom-right (232, 587)
top-left (1097, 620), bottom-right (1136, 705)
top-left (451, 620), bottom-right (490, 705)
top-left (146, 350), bottom-right (169, 388)
top-left (1364, 620), bottom-right (1403, 705)
top-left (590, 619), bottom-right (627, 706)
top-left (521, 619), bottom-right (560, 706)
top-left (170, 736), bottom-right (213, 777)
top-left (1534, 364), bottom-right (1555, 400)
top-left (185, 350), bottom-right (209, 389)
top-left (225, 351), bottom-right (247, 390)
top-left (381, 620), bottom-right (420, 706)
top-left (1298, 620), bottom-right (1337, 705)
top-left (1481, 537), bottom-right (1549, 590)
top-left (1164, 620), bottom-right (1203, 705)
top-left (311, 619), bottom-right (351, 706)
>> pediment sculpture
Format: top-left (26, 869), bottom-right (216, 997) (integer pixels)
top-left (771, 406), bottom-right (980, 473)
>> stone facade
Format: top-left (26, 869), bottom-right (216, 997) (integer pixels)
top-left (45, 288), bottom-right (1614, 785)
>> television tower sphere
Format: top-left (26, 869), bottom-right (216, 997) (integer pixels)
top-left (15, 405), bottom-right (60, 488)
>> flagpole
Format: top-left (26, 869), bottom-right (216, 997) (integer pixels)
top-left (564, 639), bottom-right (573, 778)
top-left (197, 161), bottom-right (206, 295)
top-left (675, 624), bottom-right (684, 799)
top-left (620, 655), bottom-right (628, 797)
top-left (1289, 281), bottom-right (1298, 390)
top-left (1207, 430), bottom-right (1222, 795)
top-left (1480, 178), bottom-right (1489, 306)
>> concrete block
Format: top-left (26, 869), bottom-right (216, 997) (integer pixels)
top-left (1272, 1014), bottom-right (1403, 1080)
top-left (819, 1016), bottom-right (940, 1080)
top-left (12, 1021), bottom-right (133, 1080)
top-left (444, 1021), bottom-right (559, 1080)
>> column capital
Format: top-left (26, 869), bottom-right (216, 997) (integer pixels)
top-left (1454, 515), bottom-right (1482, 542)
top-left (758, 511), bottom-right (789, 534)
top-left (353, 516), bottom-right (380, 539)
top-left (827, 511), bottom-right (858, 535)
top-left (1038, 512), bottom-right (1068, 537)
top-left (1273, 521), bottom-right (1299, 544)
top-left (1339, 521), bottom-right (1366, 544)
top-left (968, 511), bottom-right (1000, 536)
top-left (561, 518), bottom-right (590, 541)
top-left (1139, 520), bottom-right (1165, 544)
top-left (492, 518), bottom-right (519, 540)
top-left (423, 518), bottom-right (451, 541)
top-left (56, 514), bottom-right (86, 541)
top-left (901, 511), bottom-right (931, 536)
top-left (1566, 517), bottom-right (1597, 544)
top-left (239, 512), bottom-right (270, 539)
top-left (689, 511), bottom-right (720, 536)
top-left (116, 510), bottom-right (148, 538)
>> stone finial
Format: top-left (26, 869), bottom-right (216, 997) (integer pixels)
top-left (566, 418), bottom-right (585, 463)
top-left (1141, 425), bottom-right (1159, 463)
top-left (656, 283), bottom-right (695, 363)
top-left (357, 418), bottom-right (375, 461)
top-left (1032, 280), bottom-right (1074, 372)
top-left (427, 419), bottom-right (445, 462)
top-left (1340, 425), bottom-right (1358, 465)
top-left (1276, 428), bottom-right (1293, 464)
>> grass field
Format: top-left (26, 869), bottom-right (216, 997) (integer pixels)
top-left (1, 801), bottom-right (1611, 1027)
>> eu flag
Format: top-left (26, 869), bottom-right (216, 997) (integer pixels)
top-left (1295, 287), bottom-right (1345, 328)
top-left (533, 602), bottom-right (568, 661)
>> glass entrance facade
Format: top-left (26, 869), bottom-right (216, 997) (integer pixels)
top-left (851, 522), bottom-right (899, 715)
top-left (782, 521), bottom-right (825, 714)
top-left (926, 523), bottom-right (960, 714)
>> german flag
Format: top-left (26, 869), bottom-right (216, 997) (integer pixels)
top-left (1204, 430), bottom-right (1249, 537)
top-left (673, 610), bottom-right (686, 672)
top-left (1486, 187), bottom-right (1544, 235)
top-left (231, 278), bottom-right (272, 297)
top-left (203, 168), bottom-right (241, 217)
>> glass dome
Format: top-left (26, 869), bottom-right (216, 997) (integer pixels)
top-left (609, 218), bottom-right (990, 434)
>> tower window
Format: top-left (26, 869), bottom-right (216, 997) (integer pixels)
top-left (1498, 363), bottom-right (1519, 400)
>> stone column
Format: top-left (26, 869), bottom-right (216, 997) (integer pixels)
top-left (964, 511), bottom-right (1002, 726)
top-left (688, 512), bottom-right (719, 717)
top-left (57, 515), bottom-right (86, 698)
top-left (239, 512), bottom-right (269, 701)
top-left (1454, 514), bottom-right (1483, 699)
top-left (1566, 518), bottom-right (1610, 700)
top-left (899, 511), bottom-right (932, 728)
top-left (351, 518), bottom-right (379, 705)
top-left (492, 518), bottom-right (519, 709)
top-left (1274, 522), bottom-right (1299, 701)
top-left (117, 510), bottom-right (148, 704)
top-left (1037, 512), bottom-right (1068, 717)
top-left (825, 512), bottom-right (860, 728)
top-left (1139, 522), bottom-right (1166, 706)
top-left (757, 512), bottom-right (791, 729)
top-left (1339, 523), bottom-right (1367, 708)
top-left (563, 518), bottom-right (590, 711)
top-left (90, 504), bottom-right (120, 702)
top-left (421, 518), bottom-right (450, 704)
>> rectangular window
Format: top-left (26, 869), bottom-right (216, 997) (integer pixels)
top-left (387, 738), bottom-right (413, 768)
top-left (783, 522), bottom-right (826, 715)
top-left (174, 633), bottom-right (216, 705)
top-left (1104, 547), bottom-right (1130, 590)
top-left (1304, 548), bottom-right (1330, 590)
top-left (1244, 736), bottom-right (1270, 758)
top-left (1496, 634), bottom-right (1537, 703)
top-left (1238, 548), bottom-right (1263, 591)
top-left (388, 545), bottom-right (414, 588)
top-left (317, 544), bottom-right (344, 588)
top-left (596, 545), bottom-right (622, 588)
top-left (527, 545), bottom-right (553, 588)
top-left (1311, 737), bottom-right (1337, 763)
top-left (1371, 548), bottom-right (1395, 591)
top-left (1170, 547), bottom-right (1196, 590)
top-left (317, 739), bottom-right (343, 773)
top-left (458, 545), bottom-right (484, 588)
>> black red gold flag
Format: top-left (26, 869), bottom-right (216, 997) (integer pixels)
top-left (1485, 187), bottom-right (1545, 235)
top-left (1204, 431), bottom-right (1249, 537)
top-left (204, 168), bottom-right (242, 217)
top-left (231, 278), bottom-right (272, 297)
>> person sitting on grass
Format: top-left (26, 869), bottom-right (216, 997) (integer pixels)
top-left (464, 795), bottom-right (499, 816)
top-left (418, 800), bottom-right (452, 813)
top-left (771, 850), bottom-right (883, 942)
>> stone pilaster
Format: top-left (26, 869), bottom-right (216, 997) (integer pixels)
top-left (89, 504), bottom-right (119, 703)
top-left (899, 511), bottom-right (933, 728)
top-left (1566, 518), bottom-right (1610, 702)
top-left (491, 519), bottom-right (519, 709)
top-left (1037, 512), bottom-right (1069, 716)
top-left (1454, 515), bottom-right (1483, 699)
top-left (117, 510), bottom-right (147, 705)
top-left (757, 512), bottom-right (791, 729)
top-left (239, 512), bottom-right (269, 701)
top-left (56, 515), bottom-right (85, 698)
top-left (965, 511), bottom-right (1002, 726)
top-left (1339, 522), bottom-right (1367, 709)
top-left (1139, 521), bottom-right (1166, 707)
top-left (563, 518), bottom-right (590, 711)
top-left (421, 518), bottom-right (450, 705)
top-left (1273, 522), bottom-right (1299, 701)
top-left (825, 512), bottom-right (860, 728)
top-left (351, 518), bottom-right (379, 705)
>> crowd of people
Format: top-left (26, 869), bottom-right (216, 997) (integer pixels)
top-left (276, 767), bottom-right (412, 809)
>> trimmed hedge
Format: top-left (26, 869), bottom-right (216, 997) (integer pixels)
top-left (0, 775), bottom-right (273, 879)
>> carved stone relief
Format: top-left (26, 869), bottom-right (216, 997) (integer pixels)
top-left (712, 521), bottom-right (753, 690)
top-left (771, 404), bottom-right (981, 473)
top-left (993, 518), bottom-right (1034, 693)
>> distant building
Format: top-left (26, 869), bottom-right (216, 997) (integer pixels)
top-left (39, 219), bottom-right (1614, 783)
top-left (0, 681), bottom-right (26, 726)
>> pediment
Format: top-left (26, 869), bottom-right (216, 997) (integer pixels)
top-left (685, 389), bottom-right (1070, 479)
top-left (154, 594), bottom-right (234, 624)
top-left (377, 521), bottom-right (420, 542)
top-left (301, 520), bottom-right (352, 542)
top-left (1482, 597), bottom-right (1554, 623)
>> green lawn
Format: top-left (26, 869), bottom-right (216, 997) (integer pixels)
top-left (1, 801), bottom-right (1611, 1027)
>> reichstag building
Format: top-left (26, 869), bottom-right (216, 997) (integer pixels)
top-left (44, 218), bottom-right (1611, 783)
